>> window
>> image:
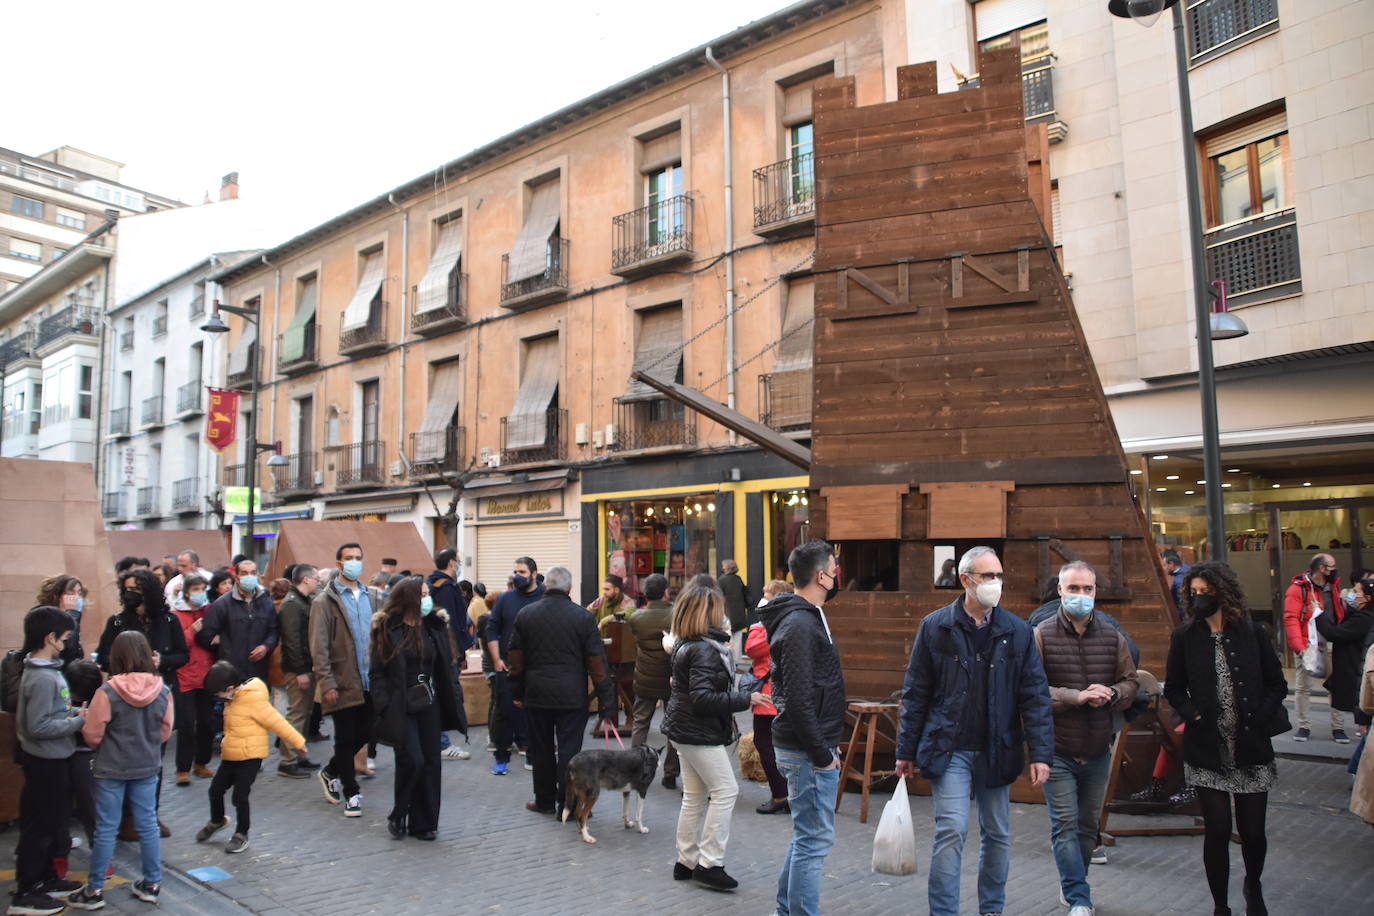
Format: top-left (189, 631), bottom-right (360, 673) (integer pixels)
top-left (978, 17), bottom-right (1055, 121)
top-left (281, 273), bottom-right (318, 363)
top-left (505, 335), bottom-right (561, 451)
top-left (11, 196), bottom-right (43, 219)
top-left (506, 176), bottom-right (562, 283)
top-left (1209, 134), bottom-right (1288, 226)
top-left (78, 365), bottom-right (94, 419)
top-left (415, 216), bottom-right (464, 316)
top-left (341, 251), bottom-right (384, 334)
top-left (295, 395), bottom-right (314, 455)
top-left (8, 238), bottom-right (41, 261)
top-left (50, 248), bottom-right (65, 261)
top-left (56, 207), bottom-right (85, 229)
top-left (645, 164), bottom-right (683, 244)
top-left (360, 380), bottom-right (380, 444)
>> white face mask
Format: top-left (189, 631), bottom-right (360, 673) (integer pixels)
top-left (974, 579), bottom-right (1003, 608)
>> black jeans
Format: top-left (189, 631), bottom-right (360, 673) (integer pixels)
top-left (392, 703), bottom-right (442, 832)
top-left (1197, 787), bottom-right (1268, 911)
top-left (16, 752), bottom-right (71, 894)
top-left (175, 687), bottom-right (215, 771)
top-left (525, 706), bottom-right (587, 812)
top-left (328, 696), bottom-right (373, 798)
top-left (69, 750), bottom-right (96, 844)
top-left (489, 672), bottom-right (528, 764)
top-left (752, 713), bottom-right (789, 800)
top-left (209, 758), bottom-right (262, 835)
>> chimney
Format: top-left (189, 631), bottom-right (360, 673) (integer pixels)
top-left (219, 171), bottom-right (239, 201)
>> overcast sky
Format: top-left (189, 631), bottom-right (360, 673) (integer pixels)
top-left (7, 0), bottom-right (793, 239)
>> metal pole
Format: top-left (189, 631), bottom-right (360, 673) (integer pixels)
top-left (1170, 3), bottom-right (1226, 563)
top-left (244, 300), bottom-right (260, 562)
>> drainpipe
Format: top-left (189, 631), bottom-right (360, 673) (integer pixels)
top-left (705, 46), bottom-right (737, 444)
top-left (262, 255), bottom-right (280, 449)
top-left (93, 252), bottom-right (114, 489)
top-left (389, 193), bottom-right (409, 467)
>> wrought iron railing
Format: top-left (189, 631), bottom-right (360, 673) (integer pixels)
top-left (500, 408), bottom-right (567, 465)
top-left (222, 463), bottom-right (248, 487)
top-left (176, 381), bottom-right (201, 415)
top-left (611, 195), bottom-right (693, 274)
top-left (759, 370), bottom-right (813, 432)
top-left (172, 478), bottom-right (199, 512)
top-left (153, 314), bottom-right (167, 337)
top-left (136, 486), bottom-right (160, 516)
top-left (119, 331), bottom-right (134, 352)
top-left (141, 395), bottom-right (164, 427)
top-left (1204, 208), bottom-right (1301, 307)
top-left (753, 153), bottom-right (815, 230)
top-left (108, 407), bottom-right (131, 436)
top-left (611, 398), bottom-right (696, 452)
top-left (276, 452), bottom-right (319, 495)
top-left (500, 238), bottom-right (570, 307)
top-left (338, 304), bottom-right (388, 356)
top-left (37, 305), bottom-right (98, 349)
top-left (227, 344), bottom-right (256, 390)
top-left (1188, 0), bottom-right (1279, 61)
top-left (408, 427), bottom-right (466, 478)
top-left (1, 330), bottom-right (37, 367)
top-left (412, 275), bottom-right (468, 334)
top-left (102, 492), bottom-right (124, 518)
top-left (277, 324), bottom-right (319, 374)
top-left (1022, 55), bottom-right (1056, 121)
top-left (336, 440), bottom-right (386, 488)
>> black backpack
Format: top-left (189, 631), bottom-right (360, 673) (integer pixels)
top-left (1, 648), bottom-right (24, 714)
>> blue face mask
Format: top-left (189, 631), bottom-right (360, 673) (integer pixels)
top-left (189, 591), bottom-right (209, 608)
top-left (420, 596), bottom-right (434, 617)
top-left (342, 560), bottom-right (364, 582)
top-left (379, 589), bottom-right (390, 602)
top-left (1062, 593), bottom-right (1095, 618)
top-left (238, 575), bottom-right (259, 594)
top-left (74, 596), bottom-right (85, 614)
top-left (512, 574), bottom-right (530, 591)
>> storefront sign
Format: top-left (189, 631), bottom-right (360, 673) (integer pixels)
top-left (478, 489), bottom-right (563, 519)
top-left (223, 486), bottom-right (262, 515)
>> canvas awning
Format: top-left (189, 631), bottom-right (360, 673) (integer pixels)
top-left (622, 306), bottom-right (682, 402)
top-left (319, 496), bottom-right (417, 519)
top-left (227, 323), bottom-right (256, 377)
top-left (506, 179), bottom-right (560, 283)
top-left (773, 277), bottom-right (814, 373)
top-left (413, 360), bottom-right (462, 462)
top-left (505, 336), bottom-right (560, 450)
top-left (280, 276), bottom-right (317, 363)
top-left (415, 219), bottom-right (464, 315)
top-left (342, 251), bottom-right (385, 331)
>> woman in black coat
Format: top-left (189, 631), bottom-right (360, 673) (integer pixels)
top-left (1315, 575), bottom-right (1374, 723)
top-left (1164, 562), bottom-right (1287, 916)
top-left (98, 568), bottom-right (188, 682)
top-left (369, 576), bottom-right (462, 841)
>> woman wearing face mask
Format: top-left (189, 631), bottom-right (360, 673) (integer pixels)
top-left (172, 575), bottom-right (218, 786)
top-left (35, 575), bottom-right (89, 662)
top-left (368, 576), bottom-right (463, 840)
top-left (1164, 562), bottom-right (1287, 916)
top-left (1314, 574), bottom-right (1374, 739)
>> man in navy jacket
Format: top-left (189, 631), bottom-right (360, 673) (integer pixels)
top-left (895, 546), bottom-right (1053, 916)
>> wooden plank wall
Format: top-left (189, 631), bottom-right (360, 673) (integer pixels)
top-left (809, 53), bottom-right (1176, 700)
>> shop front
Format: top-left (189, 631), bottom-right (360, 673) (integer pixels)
top-left (463, 471), bottom-right (580, 591)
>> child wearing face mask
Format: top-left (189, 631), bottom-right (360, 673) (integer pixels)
top-left (173, 575), bottom-right (218, 786)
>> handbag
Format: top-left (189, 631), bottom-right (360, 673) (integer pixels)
top-left (406, 673), bottom-right (435, 713)
top-left (738, 669), bottom-right (770, 694)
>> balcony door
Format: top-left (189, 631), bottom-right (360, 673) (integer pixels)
top-left (296, 395), bottom-right (314, 480)
top-left (360, 380), bottom-right (380, 475)
top-left (645, 165), bottom-right (683, 245)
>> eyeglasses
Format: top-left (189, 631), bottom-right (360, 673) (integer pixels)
top-left (966, 571), bottom-right (1005, 582)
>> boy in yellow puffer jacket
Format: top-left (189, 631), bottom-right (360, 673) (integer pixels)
top-left (195, 661), bottom-right (307, 854)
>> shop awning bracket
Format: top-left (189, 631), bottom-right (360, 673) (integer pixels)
top-left (628, 371), bottom-right (812, 470)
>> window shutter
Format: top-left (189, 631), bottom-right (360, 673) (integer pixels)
top-left (623, 306), bottom-right (683, 401)
top-left (975, 0), bottom-right (1048, 42)
top-left (506, 336), bottom-right (561, 450)
top-left (341, 251), bottom-right (385, 331)
top-left (640, 129), bottom-right (682, 174)
top-left (506, 179), bottom-right (561, 282)
top-left (1203, 111), bottom-right (1288, 158)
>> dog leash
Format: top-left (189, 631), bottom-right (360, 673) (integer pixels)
top-left (604, 722), bottom-right (625, 750)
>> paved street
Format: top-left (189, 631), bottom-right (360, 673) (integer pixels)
top-left (8, 688), bottom-right (1371, 916)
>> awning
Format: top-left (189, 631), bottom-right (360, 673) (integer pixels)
top-left (415, 219), bottom-right (464, 315)
top-left (622, 306), bottom-right (682, 402)
top-left (773, 277), bottom-right (814, 373)
top-left (414, 360), bottom-right (462, 462)
top-left (227, 323), bottom-right (256, 377)
top-left (506, 335), bottom-right (560, 449)
top-left (465, 475), bottom-right (566, 501)
top-left (230, 508), bottom-right (313, 524)
top-left (506, 178), bottom-right (560, 282)
top-left (640, 128), bottom-right (682, 174)
top-left (280, 275), bottom-right (317, 363)
top-left (320, 494), bottom-right (417, 519)
top-left (342, 250), bottom-right (385, 331)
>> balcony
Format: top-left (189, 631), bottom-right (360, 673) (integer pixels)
top-left (102, 492), bottom-right (125, 519)
top-left (1205, 208), bottom-right (1301, 308)
top-left (171, 478), bottom-right (200, 513)
top-left (226, 344), bottom-right (256, 390)
top-left (1188, 0), bottom-right (1279, 65)
top-left (277, 324), bottom-right (320, 375)
top-left (611, 196), bottom-right (694, 277)
top-left (175, 381), bottom-right (202, 417)
top-left (276, 452), bottom-right (319, 497)
top-left (411, 276), bottom-right (468, 336)
top-left (753, 154), bottom-right (815, 236)
top-left (140, 395), bottom-right (164, 428)
top-left (135, 486), bottom-right (160, 516)
top-left (0, 330), bottom-right (37, 368)
top-left (119, 331), bottom-right (134, 352)
top-left (611, 398), bottom-right (696, 452)
top-left (189, 294), bottom-right (206, 320)
top-left (500, 238), bottom-right (570, 311)
top-left (759, 370), bottom-right (813, 433)
top-left (335, 440), bottom-right (387, 489)
top-left (408, 427), bottom-right (466, 479)
top-left (222, 462), bottom-right (248, 487)
top-left (958, 57), bottom-right (1066, 143)
top-left (108, 407), bottom-right (131, 437)
top-left (153, 314), bottom-right (167, 337)
top-left (338, 304), bottom-right (388, 357)
top-left (37, 305), bottom-right (97, 350)
top-left (500, 408), bottom-right (567, 466)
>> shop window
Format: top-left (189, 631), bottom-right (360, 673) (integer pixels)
top-left (834, 540), bottom-right (899, 592)
top-left (605, 496), bottom-right (718, 598)
top-left (769, 489), bottom-right (812, 581)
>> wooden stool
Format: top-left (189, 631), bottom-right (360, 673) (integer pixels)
top-left (834, 701), bottom-right (900, 823)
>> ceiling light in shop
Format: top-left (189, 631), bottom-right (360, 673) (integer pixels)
top-left (1152, 455), bottom-right (1169, 460)
top-left (1227, 468), bottom-right (1241, 473)
top-left (1303, 482), bottom-right (1312, 487)
top-left (694, 503), bottom-right (702, 512)
top-left (1221, 483), bottom-right (1232, 488)
top-left (801, 497), bottom-right (809, 506)
top-left (1197, 480), bottom-right (1206, 484)
top-left (1185, 490), bottom-right (1195, 495)
top-left (1166, 475), bottom-right (1180, 480)
top-left (609, 510), bottom-right (617, 517)
top-left (1155, 487), bottom-right (1167, 492)
top-left (707, 502), bottom-right (716, 512)
top-left (1272, 483), bottom-right (1281, 488)
top-left (1130, 469), bottom-right (1143, 475)
top-left (645, 507), bottom-right (654, 516)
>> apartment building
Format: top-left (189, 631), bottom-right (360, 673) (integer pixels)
top-left (211, 0), bottom-right (906, 596)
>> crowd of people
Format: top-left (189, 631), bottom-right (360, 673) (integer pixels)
top-left (4, 539), bottom-right (1373, 916)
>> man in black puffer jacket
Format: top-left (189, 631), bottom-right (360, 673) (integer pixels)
top-left (760, 539), bottom-right (846, 916)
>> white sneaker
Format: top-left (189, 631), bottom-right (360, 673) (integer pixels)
top-left (442, 746), bottom-right (471, 760)
top-left (1090, 845), bottom-right (1107, 865)
top-left (344, 794), bottom-right (362, 817)
top-left (367, 757), bottom-right (377, 770)
top-left (1068, 906), bottom-right (1094, 916)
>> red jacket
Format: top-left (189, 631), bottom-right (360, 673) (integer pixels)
top-left (743, 623), bottom-right (777, 715)
top-left (1283, 573), bottom-right (1344, 653)
top-left (175, 607), bottom-right (216, 692)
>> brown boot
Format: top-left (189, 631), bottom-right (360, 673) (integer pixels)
top-left (175, 771), bottom-right (191, 787)
top-left (158, 820), bottom-right (171, 838)
top-left (193, 764), bottom-right (214, 779)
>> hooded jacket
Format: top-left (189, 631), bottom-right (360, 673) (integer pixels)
top-left (16, 657), bottom-right (85, 759)
top-left (198, 585), bottom-right (279, 682)
top-left (629, 599), bottom-right (673, 701)
top-left (427, 569), bottom-right (473, 651)
top-left (663, 627), bottom-right (750, 746)
top-left (761, 593), bottom-right (847, 767)
top-left (1283, 572), bottom-right (1344, 653)
top-left (83, 672), bottom-right (173, 779)
top-left (743, 623), bottom-right (777, 716)
top-left (369, 608), bottom-right (464, 747)
top-left (173, 605), bottom-right (216, 692)
top-left (219, 677), bottom-right (305, 761)
top-left (96, 608), bottom-right (188, 684)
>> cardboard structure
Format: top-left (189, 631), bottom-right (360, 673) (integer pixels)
top-left (263, 520), bottom-right (434, 583)
top-left (106, 528), bottom-right (232, 571)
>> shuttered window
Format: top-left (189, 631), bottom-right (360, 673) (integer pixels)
top-left (415, 218), bottom-right (464, 315)
top-left (342, 250), bottom-right (385, 331)
top-left (622, 306), bottom-right (683, 401)
top-left (476, 520), bottom-right (571, 593)
top-left (506, 336), bottom-right (561, 450)
top-left (414, 361), bottom-right (461, 462)
top-left (506, 178), bottom-right (561, 282)
top-left (974, 0), bottom-right (1048, 42)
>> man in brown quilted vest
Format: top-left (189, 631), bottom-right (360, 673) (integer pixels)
top-left (1032, 561), bottom-right (1139, 916)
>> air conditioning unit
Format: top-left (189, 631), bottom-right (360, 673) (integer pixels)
top-left (479, 446), bottom-right (492, 463)
top-left (389, 460), bottom-right (403, 478)
top-left (605, 423), bottom-right (618, 447)
top-left (485, 454), bottom-right (501, 468)
top-left (313, 470), bottom-right (324, 485)
top-left (574, 422), bottom-right (589, 446)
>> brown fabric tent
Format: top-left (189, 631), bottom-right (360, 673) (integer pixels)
top-left (106, 529), bottom-right (231, 572)
top-left (264, 520), bottom-right (433, 584)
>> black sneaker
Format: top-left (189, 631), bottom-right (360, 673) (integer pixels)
top-left (307, 731), bottom-right (330, 742)
top-left (1333, 729), bottom-right (1351, 744)
top-left (1293, 727), bottom-right (1311, 742)
top-left (662, 775), bottom-right (677, 790)
top-left (226, 833), bottom-right (250, 854)
top-left (36, 878), bottom-right (83, 898)
top-left (65, 886), bottom-right (106, 910)
top-left (196, 818), bottom-right (229, 843)
top-left (673, 862), bottom-right (693, 881)
top-left (277, 763), bottom-right (310, 779)
top-left (7, 892), bottom-right (68, 915)
top-left (319, 767), bottom-right (342, 804)
top-left (692, 865), bottom-right (739, 892)
top-left (295, 757), bottom-right (322, 770)
top-left (130, 880), bottom-right (160, 903)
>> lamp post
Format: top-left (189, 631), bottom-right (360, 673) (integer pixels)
top-left (201, 301), bottom-right (289, 561)
top-left (1107, 0), bottom-right (1248, 562)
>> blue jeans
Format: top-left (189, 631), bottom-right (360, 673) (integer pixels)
top-left (1042, 752), bottom-right (1112, 908)
top-left (774, 746), bottom-right (839, 916)
top-left (929, 750), bottom-right (1011, 916)
top-left (89, 773), bottom-right (161, 892)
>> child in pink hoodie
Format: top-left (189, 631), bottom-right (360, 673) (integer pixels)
top-left (68, 631), bottom-right (174, 910)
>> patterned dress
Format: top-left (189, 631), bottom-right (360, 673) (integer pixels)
top-left (1185, 631), bottom-right (1278, 793)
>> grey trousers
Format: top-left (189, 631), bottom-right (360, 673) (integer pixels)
top-left (631, 695), bottom-right (680, 778)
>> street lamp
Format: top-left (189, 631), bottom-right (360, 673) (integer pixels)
top-left (1107, 0), bottom-right (1249, 562)
top-left (201, 300), bottom-right (289, 560)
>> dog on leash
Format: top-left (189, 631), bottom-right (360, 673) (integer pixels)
top-left (561, 744), bottom-right (663, 844)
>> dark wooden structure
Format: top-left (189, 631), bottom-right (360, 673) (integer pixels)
top-left (808, 50), bottom-right (1178, 699)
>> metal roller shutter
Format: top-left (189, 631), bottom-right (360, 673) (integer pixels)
top-left (975, 0), bottom-right (1049, 42)
top-left (475, 520), bottom-right (572, 592)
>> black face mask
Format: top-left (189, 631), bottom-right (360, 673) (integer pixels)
top-left (120, 590), bottom-right (143, 612)
top-left (1190, 593), bottom-right (1219, 619)
top-left (820, 570), bottom-right (840, 603)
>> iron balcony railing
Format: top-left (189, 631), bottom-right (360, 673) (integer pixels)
top-left (172, 478), bottom-right (199, 512)
top-left (119, 331), bottom-right (134, 352)
top-left (37, 305), bottom-right (98, 349)
top-left (226, 344), bottom-right (256, 390)
top-left (408, 427), bottom-right (466, 478)
top-left (753, 153), bottom-right (815, 230)
top-left (277, 324), bottom-right (320, 374)
top-left (611, 195), bottom-right (694, 275)
top-left (611, 397), bottom-right (697, 452)
top-left (1021, 54), bottom-right (1056, 122)
top-left (336, 440), bottom-right (386, 488)
top-left (411, 275), bottom-right (468, 334)
top-left (500, 238), bottom-right (570, 308)
top-left (276, 452), bottom-right (319, 495)
top-left (189, 294), bottom-right (206, 319)
top-left (0, 330), bottom-right (37, 367)
top-left (338, 303), bottom-right (388, 356)
top-left (176, 381), bottom-right (202, 415)
top-left (108, 407), bottom-right (131, 437)
top-left (222, 462), bottom-right (249, 487)
top-left (1188, 0), bottom-right (1279, 62)
top-left (136, 486), bottom-right (160, 516)
top-left (1205, 208), bottom-right (1301, 307)
top-left (759, 370), bottom-right (813, 432)
top-left (500, 408), bottom-right (567, 465)
top-left (140, 395), bottom-right (164, 427)
top-left (102, 492), bottom-right (124, 519)
top-left (153, 314), bottom-right (167, 337)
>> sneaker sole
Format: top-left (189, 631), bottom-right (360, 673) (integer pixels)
top-left (130, 887), bottom-right (159, 903)
top-left (319, 774), bottom-right (342, 804)
top-left (344, 809), bottom-right (362, 817)
top-left (67, 901), bottom-right (106, 912)
top-left (1293, 735), bottom-right (1309, 742)
top-left (10, 905), bottom-right (70, 915)
top-left (227, 843), bottom-right (250, 854)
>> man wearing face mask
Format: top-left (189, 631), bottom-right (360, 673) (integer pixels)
top-left (1032, 562), bottom-right (1139, 916)
top-left (197, 558), bottom-right (279, 683)
top-left (275, 564), bottom-right (323, 778)
top-left (485, 557), bottom-right (542, 775)
top-left (895, 546), bottom-right (1053, 916)
top-left (1283, 553), bottom-right (1346, 742)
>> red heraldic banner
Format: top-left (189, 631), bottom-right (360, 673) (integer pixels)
top-left (205, 388), bottom-right (239, 454)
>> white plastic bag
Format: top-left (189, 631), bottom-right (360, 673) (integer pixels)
top-left (1302, 604), bottom-right (1325, 677)
top-left (871, 777), bottom-right (918, 876)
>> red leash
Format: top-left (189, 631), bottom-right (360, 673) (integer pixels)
top-left (604, 721), bottom-right (625, 749)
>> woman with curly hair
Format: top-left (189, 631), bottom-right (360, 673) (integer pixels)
top-left (1164, 562), bottom-right (1287, 916)
top-left (35, 574), bottom-right (88, 661)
